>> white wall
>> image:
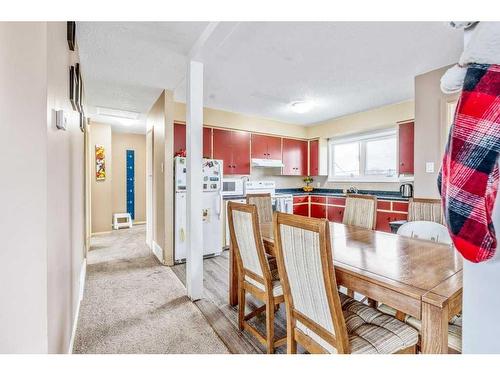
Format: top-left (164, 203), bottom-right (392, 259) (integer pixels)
top-left (0, 22), bottom-right (85, 354)
top-left (0, 22), bottom-right (49, 353)
top-left (46, 22), bottom-right (85, 354)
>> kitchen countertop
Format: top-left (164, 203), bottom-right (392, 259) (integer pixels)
top-left (223, 189), bottom-right (409, 201)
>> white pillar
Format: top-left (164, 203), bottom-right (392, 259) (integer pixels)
top-left (185, 60), bottom-right (204, 300)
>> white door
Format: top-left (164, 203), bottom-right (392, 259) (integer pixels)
top-left (146, 130), bottom-right (153, 249)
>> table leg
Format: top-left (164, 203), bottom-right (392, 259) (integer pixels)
top-left (229, 243), bottom-right (238, 306)
top-left (421, 301), bottom-right (449, 354)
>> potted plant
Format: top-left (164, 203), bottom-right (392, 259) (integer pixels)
top-left (303, 176), bottom-right (314, 192)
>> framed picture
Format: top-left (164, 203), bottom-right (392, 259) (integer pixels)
top-left (80, 112), bottom-right (85, 133)
top-left (69, 66), bottom-right (77, 111)
top-left (95, 145), bottom-right (106, 181)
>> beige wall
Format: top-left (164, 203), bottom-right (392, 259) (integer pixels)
top-left (89, 122), bottom-right (113, 233)
top-left (0, 22), bottom-right (85, 354)
top-left (414, 66), bottom-right (452, 198)
top-left (112, 132), bottom-right (146, 223)
top-left (174, 102), bottom-right (307, 139)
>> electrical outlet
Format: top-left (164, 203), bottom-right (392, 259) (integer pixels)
top-left (425, 162), bottom-right (435, 173)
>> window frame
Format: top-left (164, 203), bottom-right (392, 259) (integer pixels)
top-left (328, 127), bottom-right (399, 183)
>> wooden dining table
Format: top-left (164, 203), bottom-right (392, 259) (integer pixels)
top-left (228, 221), bottom-right (463, 354)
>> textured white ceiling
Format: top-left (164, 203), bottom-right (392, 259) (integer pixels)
top-left (77, 22), bottom-right (463, 132)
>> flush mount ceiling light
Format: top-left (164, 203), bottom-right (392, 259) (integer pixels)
top-left (96, 106), bottom-right (140, 120)
top-left (290, 100), bottom-right (314, 114)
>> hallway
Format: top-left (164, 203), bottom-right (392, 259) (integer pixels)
top-left (72, 225), bottom-right (229, 354)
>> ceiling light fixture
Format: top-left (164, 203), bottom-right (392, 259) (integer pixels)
top-left (96, 106), bottom-right (140, 120)
top-left (290, 100), bottom-right (314, 114)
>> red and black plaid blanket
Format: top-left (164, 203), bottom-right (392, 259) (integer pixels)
top-left (439, 63), bottom-right (500, 263)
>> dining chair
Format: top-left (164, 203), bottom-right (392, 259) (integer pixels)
top-left (342, 194), bottom-right (377, 230)
top-left (379, 220), bottom-right (462, 353)
top-left (273, 212), bottom-right (419, 354)
top-left (227, 201), bottom-right (285, 354)
top-left (247, 193), bottom-right (273, 224)
top-left (408, 198), bottom-right (445, 225)
top-left (396, 221), bottom-right (452, 245)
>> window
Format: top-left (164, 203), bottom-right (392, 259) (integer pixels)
top-left (329, 128), bottom-right (397, 182)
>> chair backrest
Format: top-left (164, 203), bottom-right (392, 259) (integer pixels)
top-left (408, 198), bottom-right (444, 225)
top-left (227, 201), bottom-right (272, 288)
top-left (342, 194), bottom-right (377, 230)
top-left (246, 193), bottom-right (273, 223)
top-left (273, 212), bottom-right (350, 354)
top-left (397, 220), bottom-right (452, 245)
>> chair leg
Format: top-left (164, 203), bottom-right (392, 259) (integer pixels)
top-left (287, 325), bottom-right (297, 354)
top-left (266, 299), bottom-right (275, 354)
top-left (238, 285), bottom-right (246, 331)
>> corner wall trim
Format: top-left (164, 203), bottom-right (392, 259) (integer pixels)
top-left (68, 258), bottom-right (87, 354)
top-left (152, 241), bottom-right (164, 264)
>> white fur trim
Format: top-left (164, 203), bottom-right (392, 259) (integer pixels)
top-left (441, 64), bottom-right (467, 94)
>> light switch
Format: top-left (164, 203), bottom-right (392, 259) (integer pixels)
top-left (426, 162), bottom-right (435, 173)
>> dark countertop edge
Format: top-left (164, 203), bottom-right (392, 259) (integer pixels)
top-left (276, 188), bottom-right (409, 202)
top-left (223, 190), bottom-right (409, 202)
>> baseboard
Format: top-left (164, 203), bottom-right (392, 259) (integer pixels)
top-left (152, 241), bottom-right (164, 264)
top-left (91, 230), bottom-right (112, 236)
top-left (133, 221), bottom-right (146, 225)
top-left (68, 258), bottom-right (87, 354)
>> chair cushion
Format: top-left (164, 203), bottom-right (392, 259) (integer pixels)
top-left (378, 303), bottom-right (462, 352)
top-left (297, 294), bottom-right (418, 354)
top-left (244, 276), bottom-right (283, 297)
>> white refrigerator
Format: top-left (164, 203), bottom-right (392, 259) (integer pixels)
top-left (174, 157), bottom-right (223, 263)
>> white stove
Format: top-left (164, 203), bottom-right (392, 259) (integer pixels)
top-left (245, 180), bottom-right (293, 213)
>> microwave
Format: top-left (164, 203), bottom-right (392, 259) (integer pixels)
top-left (222, 178), bottom-right (244, 196)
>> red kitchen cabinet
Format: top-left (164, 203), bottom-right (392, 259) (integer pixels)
top-left (282, 138), bottom-right (308, 176)
top-left (173, 123), bottom-right (212, 158)
top-left (213, 128), bottom-right (251, 175)
top-left (310, 204), bottom-right (327, 218)
top-left (310, 195), bottom-right (326, 204)
top-left (203, 127), bottom-right (212, 158)
top-left (327, 206), bottom-right (345, 223)
top-left (293, 195), bottom-right (309, 204)
top-left (293, 204), bottom-right (309, 217)
top-left (309, 139), bottom-right (319, 176)
top-left (376, 211), bottom-right (408, 232)
top-left (251, 134), bottom-right (282, 160)
top-left (399, 121), bottom-right (414, 174)
top-left (173, 123), bottom-right (185, 156)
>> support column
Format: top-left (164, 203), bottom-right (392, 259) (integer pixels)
top-left (186, 60), bottom-right (204, 301)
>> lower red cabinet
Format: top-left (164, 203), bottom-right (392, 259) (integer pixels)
top-left (375, 211), bottom-right (408, 232)
top-left (293, 204), bottom-right (309, 217)
top-left (310, 204), bottom-right (326, 219)
top-left (327, 206), bottom-right (345, 223)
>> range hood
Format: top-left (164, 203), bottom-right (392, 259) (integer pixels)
top-left (251, 158), bottom-right (284, 168)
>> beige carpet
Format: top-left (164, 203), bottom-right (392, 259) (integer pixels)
top-left (73, 225), bottom-right (229, 354)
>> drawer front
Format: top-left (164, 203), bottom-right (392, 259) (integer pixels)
top-left (310, 204), bottom-right (327, 218)
top-left (293, 203), bottom-right (309, 217)
top-left (377, 201), bottom-right (392, 210)
top-left (392, 202), bottom-right (409, 212)
top-left (327, 196), bottom-right (346, 206)
top-left (310, 195), bottom-right (326, 204)
top-left (293, 195), bottom-right (309, 204)
top-left (327, 206), bottom-right (345, 223)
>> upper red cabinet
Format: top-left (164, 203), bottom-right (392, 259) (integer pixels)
top-left (251, 134), bottom-right (282, 160)
top-left (309, 139), bottom-right (319, 176)
top-left (308, 138), bottom-right (328, 176)
top-left (282, 138), bottom-right (308, 176)
top-left (213, 128), bottom-right (251, 175)
top-left (398, 121), bottom-right (414, 174)
top-left (173, 123), bottom-right (212, 158)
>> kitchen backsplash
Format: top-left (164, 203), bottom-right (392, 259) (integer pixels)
top-left (232, 168), bottom-right (407, 193)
